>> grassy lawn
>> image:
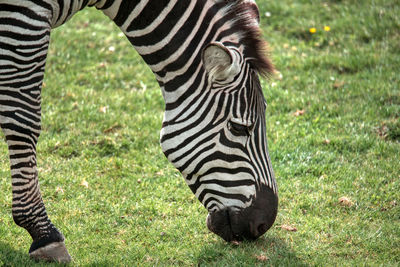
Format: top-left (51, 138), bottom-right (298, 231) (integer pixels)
top-left (1, 0), bottom-right (399, 266)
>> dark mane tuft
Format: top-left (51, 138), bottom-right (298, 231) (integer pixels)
top-left (224, 0), bottom-right (274, 77)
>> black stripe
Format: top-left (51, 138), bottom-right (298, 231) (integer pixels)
top-left (186, 152), bottom-right (250, 181)
top-left (113, 1), bottom-right (141, 27)
top-left (0, 4), bottom-right (48, 21)
top-left (126, 0), bottom-right (171, 31)
top-left (176, 143), bottom-right (216, 173)
top-left (127, 0), bottom-right (193, 46)
top-left (56, 0), bottom-right (64, 22)
top-left (197, 189), bottom-right (252, 204)
top-left (0, 18), bottom-right (44, 31)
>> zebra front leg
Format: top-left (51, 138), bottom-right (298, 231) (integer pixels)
top-left (1, 84), bottom-right (71, 264)
top-left (0, 82), bottom-right (71, 264)
top-left (0, 2), bottom-right (71, 262)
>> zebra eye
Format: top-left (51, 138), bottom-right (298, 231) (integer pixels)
top-left (228, 120), bottom-right (252, 136)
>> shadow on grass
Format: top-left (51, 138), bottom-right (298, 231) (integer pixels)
top-left (0, 241), bottom-right (34, 267)
top-left (196, 235), bottom-right (308, 266)
top-left (0, 241), bottom-right (113, 266)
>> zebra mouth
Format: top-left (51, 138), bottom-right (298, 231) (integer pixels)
top-left (206, 186), bottom-right (278, 242)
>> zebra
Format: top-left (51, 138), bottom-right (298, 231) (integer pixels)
top-left (0, 0), bottom-right (278, 263)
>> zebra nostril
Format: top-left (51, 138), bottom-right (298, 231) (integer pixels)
top-left (248, 221), bottom-right (269, 239)
top-left (257, 223), bottom-right (268, 236)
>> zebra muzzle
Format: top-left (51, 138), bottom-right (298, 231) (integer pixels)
top-left (206, 186), bottom-right (278, 242)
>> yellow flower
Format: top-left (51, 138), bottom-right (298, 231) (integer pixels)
top-left (309, 27), bottom-right (317, 34)
top-left (324, 26), bottom-right (331, 32)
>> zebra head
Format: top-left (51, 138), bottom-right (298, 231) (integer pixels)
top-left (158, 0), bottom-right (278, 242)
top-left (160, 39), bottom-right (278, 242)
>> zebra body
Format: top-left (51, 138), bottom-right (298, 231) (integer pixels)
top-left (0, 0), bottom-right (278, 262)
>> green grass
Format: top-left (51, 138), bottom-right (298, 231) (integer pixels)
top-left (1, 0), bottom-right (399, 266)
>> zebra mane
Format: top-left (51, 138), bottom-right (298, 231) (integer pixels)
top-left (223, 0), bottom-right (274, 77)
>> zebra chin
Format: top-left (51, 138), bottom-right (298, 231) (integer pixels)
top-left (206, 185), bottom-right (278, 242)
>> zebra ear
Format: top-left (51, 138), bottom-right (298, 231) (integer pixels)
top-left (202, 42), bottom-right (241, 83)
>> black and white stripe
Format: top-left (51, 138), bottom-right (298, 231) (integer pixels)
top-left (0, 0), bottom-right (277, 260)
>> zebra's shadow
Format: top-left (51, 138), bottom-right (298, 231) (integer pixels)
top-left (0, 241), bottom-right (112, 266)
top-left (0, 241), bottom-right (38, 267)
top-left (195, 234), bottom-right (309, 266)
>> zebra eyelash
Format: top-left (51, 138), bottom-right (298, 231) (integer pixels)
top-left (227, 120), bottom-right (254, 136)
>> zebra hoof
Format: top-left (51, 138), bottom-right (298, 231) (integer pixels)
top-left (29, 242), bottom-right (72, 263)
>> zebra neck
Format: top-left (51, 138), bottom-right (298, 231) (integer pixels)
top-left (97, 0), bottom-right (241, 108)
